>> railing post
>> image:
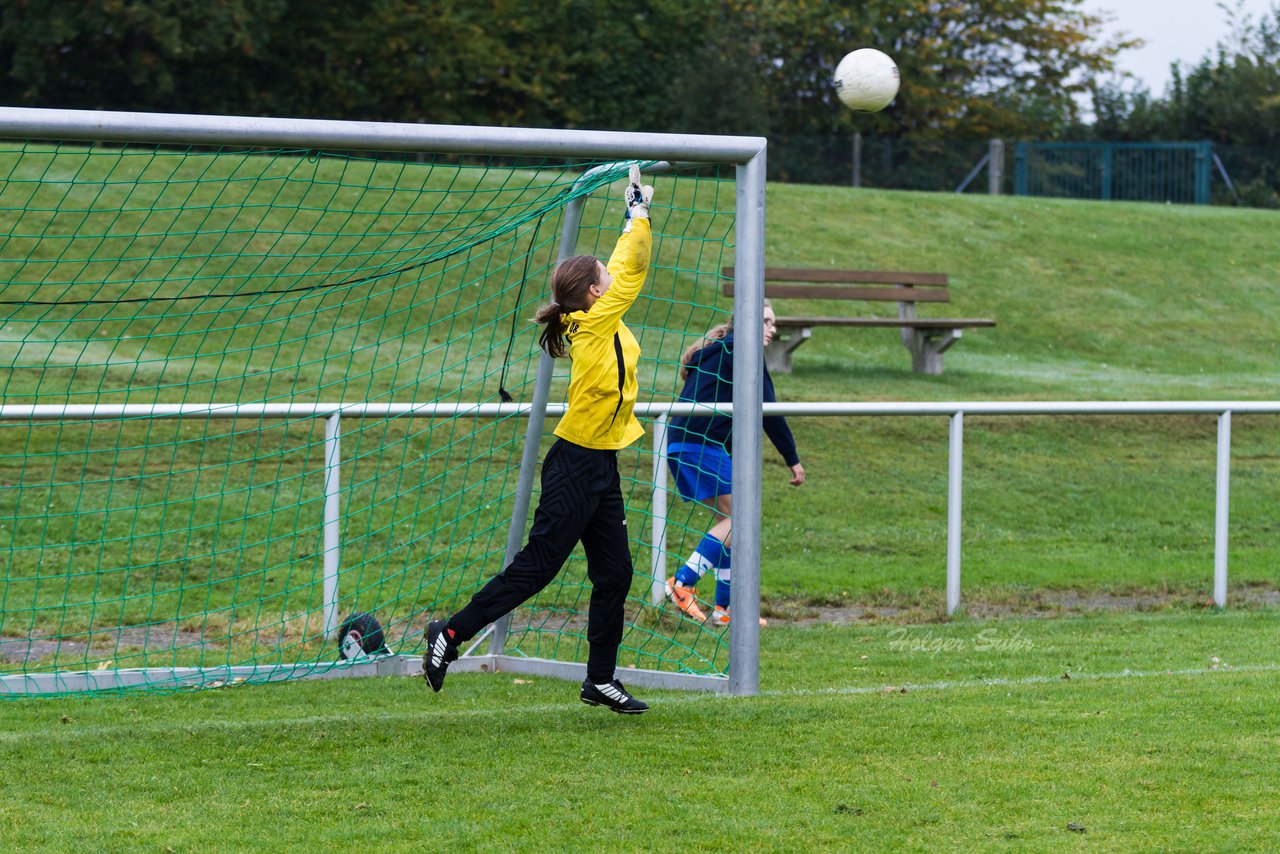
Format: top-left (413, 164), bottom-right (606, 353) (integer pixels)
top-left (1214, 410), bottom-right (1231, 607)
top-left (988, 139), bottom-right (1004, 195)
top-left (852, 132), bottom-right (862, 188)
top-left (322, 413), bottom-right (342, 640)
top-left (1196, 142), bottom-right (1213, 205)
top-left (650, 411), bottom-right (670, 604)
top-left (1014, 142), bottom-right (1029, 196)
top-left (946, 411), bottom-right (964, 616)
top-left (1101, 144), bottom-right (1114, 201)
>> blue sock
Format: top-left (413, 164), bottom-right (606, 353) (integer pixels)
top-left (676, 534), bottom-right (726, 588)
top-left (674, 564), bottom-right (701, 587)
top-left (714, 546), bottom-right (732, 608)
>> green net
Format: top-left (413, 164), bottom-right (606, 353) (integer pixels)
top-left (0, 139), bottom-right (743, 696)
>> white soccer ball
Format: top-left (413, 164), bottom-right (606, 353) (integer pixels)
top-left (833, 48), bottom-right (900, 113)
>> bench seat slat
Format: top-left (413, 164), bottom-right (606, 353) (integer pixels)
top-left (725, 283), bottom-right (951, 303)
top-left (775, 317), bottom-right (996, 329)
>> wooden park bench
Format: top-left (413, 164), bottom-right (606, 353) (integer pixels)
top-left (722, 267), bottom-right (996, 375)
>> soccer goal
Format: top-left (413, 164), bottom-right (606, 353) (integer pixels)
top-left (0, 107), bottom-right (767, 697)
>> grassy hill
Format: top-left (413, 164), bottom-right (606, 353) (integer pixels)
top-left (732, 187), bottom-right (1280, 610)
top-left (763, 185), bottom-right (1280, 399)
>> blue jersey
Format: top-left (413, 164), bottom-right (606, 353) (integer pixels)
top-left (667, 330), bottom-right (800, 466)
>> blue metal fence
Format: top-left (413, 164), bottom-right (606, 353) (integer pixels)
top-left (1014, 142), bottom-right (1213, 204)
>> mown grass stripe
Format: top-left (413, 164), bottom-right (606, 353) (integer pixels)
top-left (5, 660), bottom-right (1275, 745)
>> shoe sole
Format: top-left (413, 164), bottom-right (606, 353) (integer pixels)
top-left (671, 606), bottom-right (706, 622)
top-left (422, 654), bottom-right (445, 692)
top-left (580, 696), bottom-right (648, 714)
top-left (422, 654), bottom-right (443, 691)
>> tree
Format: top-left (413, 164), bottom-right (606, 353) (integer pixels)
top-left (735, 0), bottom-right (1133, 141)
top-left (1091, 1), bottom-right (1280, 206)
top-left (0, 1), bottom-right (1132, 152)
top-left (0, 0), bottom-right (286, 112)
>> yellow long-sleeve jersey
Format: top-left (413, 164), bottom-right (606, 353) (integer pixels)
top-left (552, 218), bottom-right (651, 450)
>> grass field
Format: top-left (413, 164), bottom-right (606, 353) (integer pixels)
top-left (3, 609), bottom-right (1278, 851)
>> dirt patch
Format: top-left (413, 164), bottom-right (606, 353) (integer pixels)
top-left (0, 623), bottom-right (211, 665)
top-left (0, 637), bottom-right (81, 664)
top-left (505, 587), bottom-right (1280, 633)
top-left (766, 587), bottom-right (1280, 625)
top-left (6, 588), bottom-right (1276, 667)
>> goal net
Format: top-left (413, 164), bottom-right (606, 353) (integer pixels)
top-left (0, 110), bottom-right (767, 697)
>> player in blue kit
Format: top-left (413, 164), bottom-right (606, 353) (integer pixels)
top-left (664, 302), bottom-right (805, 625)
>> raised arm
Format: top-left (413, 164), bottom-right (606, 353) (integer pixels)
top-left (577, 166), bottom-right (654, 334)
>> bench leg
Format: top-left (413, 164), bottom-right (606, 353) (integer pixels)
top-left (765, 327), bottom-right (812, 374)
top-left (901, 328), bottom-right (961, 375)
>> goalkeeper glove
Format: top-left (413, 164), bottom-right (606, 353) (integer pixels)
top-left (624, 164), bottom-right (654, 223)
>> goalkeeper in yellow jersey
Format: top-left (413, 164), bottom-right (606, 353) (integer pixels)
top-left (423, 165), bottom-right (654, 714)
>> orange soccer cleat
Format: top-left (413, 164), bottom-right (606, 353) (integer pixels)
top-left (664, 577), bottom-right (708, 622)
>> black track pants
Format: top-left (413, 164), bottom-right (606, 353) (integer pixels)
top-left (447, 438), bottom-right (634, 684)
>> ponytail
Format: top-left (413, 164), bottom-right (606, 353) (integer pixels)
top-left (537, 254), bottom-right (600, 358)
top-left (679, 300), bottom-right (771, 380)
top-left (536, 302), bottom-right (570, 358)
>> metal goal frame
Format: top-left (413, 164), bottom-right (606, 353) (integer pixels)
top-left (0, 107), bottom-right (768, 697)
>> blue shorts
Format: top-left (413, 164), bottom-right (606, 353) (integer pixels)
top-left (667, 442), bottom-right (732, 503)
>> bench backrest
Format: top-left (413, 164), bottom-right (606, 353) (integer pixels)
top-left (721, 267), bottom-right (950, 303)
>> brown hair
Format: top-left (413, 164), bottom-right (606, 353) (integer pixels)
top-left (679, 299), bottom-right (772, 381)
top-left (536, 254), bottom-right (600, 358)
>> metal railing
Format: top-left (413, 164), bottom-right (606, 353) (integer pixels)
top-left (649, 400), bottom-right (1280, 615)
top-left (2, 397), bottom-right (1271, 696)
top-left (3, 398), bottom-right (1272, 631)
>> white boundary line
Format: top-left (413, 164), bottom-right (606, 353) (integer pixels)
top-left (768, 662), bottom-right (1280, 698)
top-left (3, 662), bottom-right (1274, 744)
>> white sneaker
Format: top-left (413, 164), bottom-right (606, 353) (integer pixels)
top-left (709, 606), bottom-right (767, 627)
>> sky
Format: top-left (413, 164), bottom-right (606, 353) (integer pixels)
top-left (1081, 0), bottom-right (1277, 94)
